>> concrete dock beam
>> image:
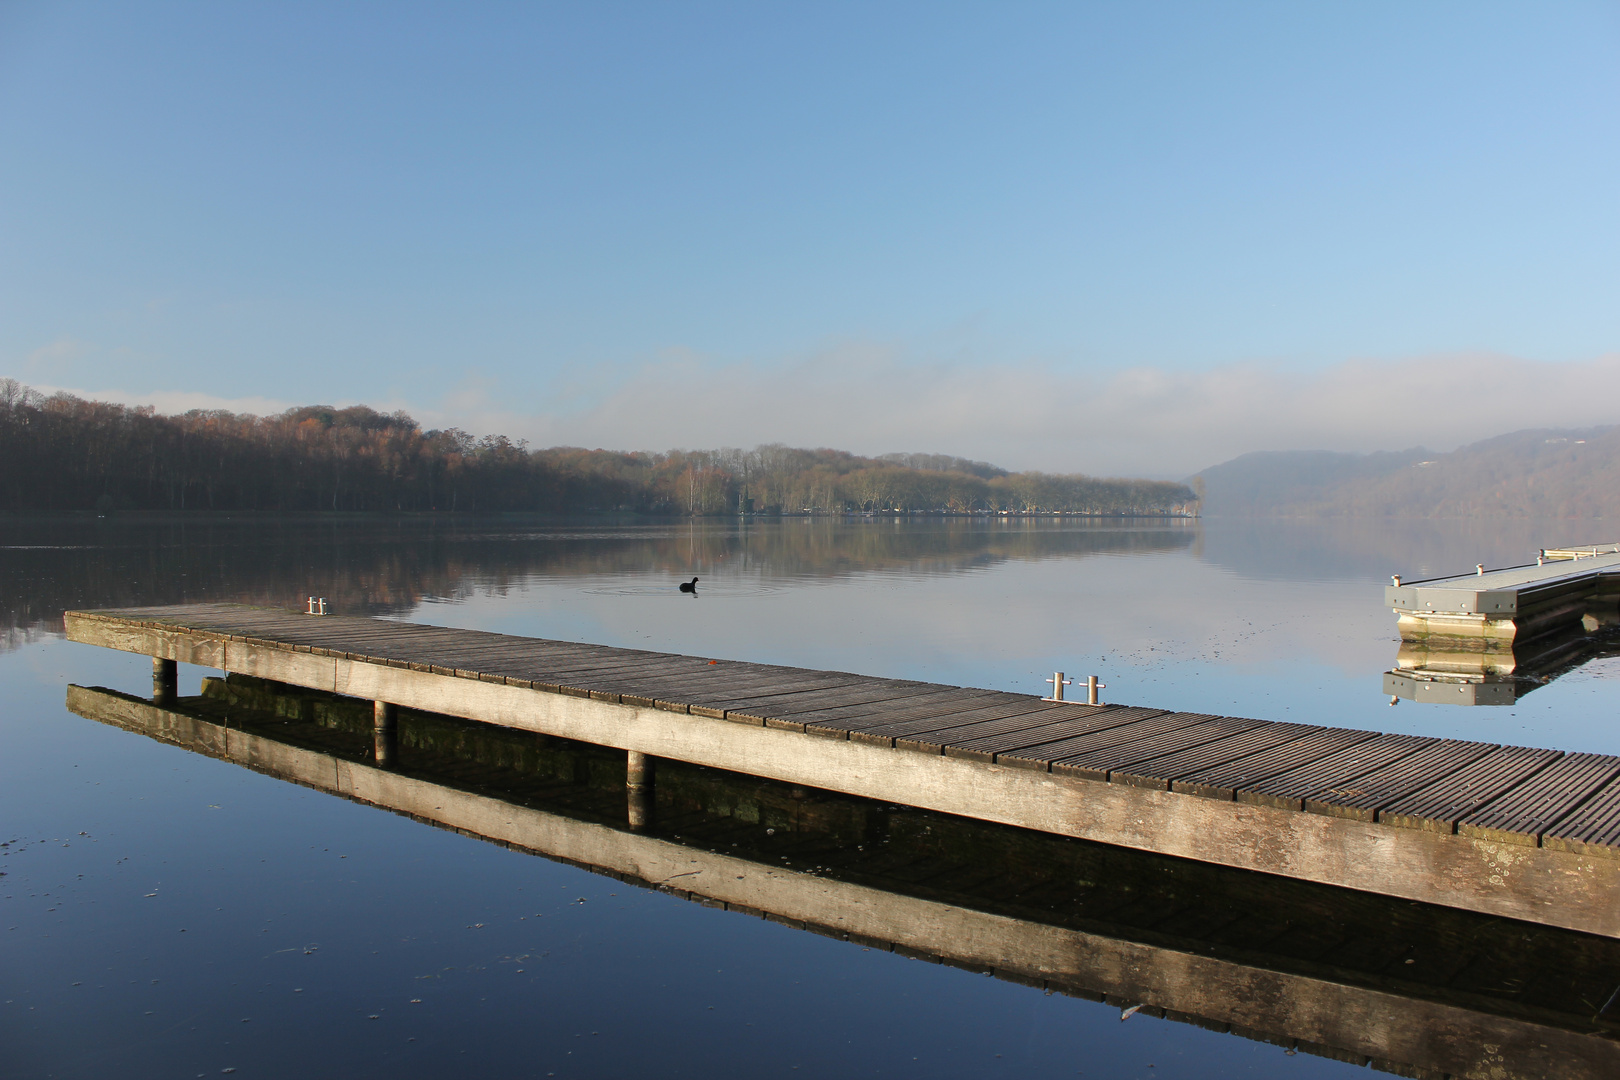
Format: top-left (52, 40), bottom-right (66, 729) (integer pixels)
top-left (152, 657), bottom-right (177, 704)
top-left (373, 700), bottom-right (398, 769)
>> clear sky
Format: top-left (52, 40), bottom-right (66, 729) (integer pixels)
top-left (3, 2), bottom-right (1618, 476)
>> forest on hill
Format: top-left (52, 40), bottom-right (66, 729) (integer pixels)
top-left (1195, 425), bottom-right (1620, 518)
top-left (0, 380), bottom-right (1197, 516)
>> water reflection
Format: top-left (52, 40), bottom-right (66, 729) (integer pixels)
top-left (0, 514), bottom-right (1194, 652)
top-left (65, 676), bottom-right (1620, 1080)
top-left (1197, 518), bottom-right (1610, 584)
top-left (1386, 627), bottom-right (1620, 707)
top-left (12, 513), bottom-right (1620, 750)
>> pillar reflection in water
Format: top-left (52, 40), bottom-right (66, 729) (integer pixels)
top-left (626, 750), bottom-right (654, 830)
top-left (373, 700), bottom-right (398, 768)
top-left (152, 656), bottom-right (177, 704)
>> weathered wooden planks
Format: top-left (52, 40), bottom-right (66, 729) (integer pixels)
top-left (1541, 773), bottom-right (1620, 858)
top-left (991, 710), bottom-right (1195, 772)
top-left (1110, 723), bottom-right (1315, 791)
top-left (1458, 752), bottom-right (1620, 846)
top-left (1377, 746), bottom-right (1563, 834)
top-left (798, 690), bottom-right (1009, 739)
top-left (1051, 716), bottom-right (1263, 782)
top-left (1174, 728), bottom-right (1378, 801)
top-left (1304, 739), bottom-right (1497, 822)
top-left (1235, 733), bottom-right (1433, 812)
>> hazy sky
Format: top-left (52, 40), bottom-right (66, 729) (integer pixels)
top-left (3, 2), bottom-right (1618, 476)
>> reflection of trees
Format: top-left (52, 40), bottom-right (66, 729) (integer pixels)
top-left (0, 516), bottom-right (1196, 652)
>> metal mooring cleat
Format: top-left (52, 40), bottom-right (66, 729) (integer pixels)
top-left (1045, 671), bottom-right (1106, 705)
top-left (1043, 672), bottom-right (1073, 702)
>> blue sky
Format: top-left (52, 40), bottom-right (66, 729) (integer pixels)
top-left (3, 2), bottom-right (1618, 475)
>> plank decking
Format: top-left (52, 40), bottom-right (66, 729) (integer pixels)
top-left (63, 603), bottom-right (1620, 937)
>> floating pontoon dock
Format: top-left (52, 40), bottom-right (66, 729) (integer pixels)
top-left (65, 604), bottom-right (1620, 938)
top-left (1387, 546), bottom-right (1620, 647)
top-left (1385, 544), bottom-right (1620, 703)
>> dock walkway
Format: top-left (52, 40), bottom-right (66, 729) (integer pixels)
top-left (65, 604), bottom-right (1620, 938)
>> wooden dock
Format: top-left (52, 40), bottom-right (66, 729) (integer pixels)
top-left (64, 603), bottom-right (1620, 938)
top-left (64, 681), bottom-right (1620, 1080)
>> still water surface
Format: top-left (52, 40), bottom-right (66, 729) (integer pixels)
top-left (3, 515), bottom-right (1617, 1077)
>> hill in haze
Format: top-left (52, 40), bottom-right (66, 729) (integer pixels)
top-left (1194, 426), bottom-right (1620, 518)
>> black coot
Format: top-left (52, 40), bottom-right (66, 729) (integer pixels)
top-left (679, 577), bottom-right (699, 593)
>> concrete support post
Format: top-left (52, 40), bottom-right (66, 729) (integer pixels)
top-left (627, 750), bottom-right (655, 831)
top-left (152, 657), bottom-right (177, 704)
top-left (373, 700), bottom-right (398, 769)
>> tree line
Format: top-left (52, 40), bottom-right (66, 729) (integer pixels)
top-left (0, 379), bottom-right (1198, 516)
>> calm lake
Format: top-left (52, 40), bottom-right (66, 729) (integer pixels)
top-left (3, 514), bottom-right (1617, 1078)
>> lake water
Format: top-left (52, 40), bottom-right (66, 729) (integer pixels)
top-left (4, 514), bottom-right (1617, 1078)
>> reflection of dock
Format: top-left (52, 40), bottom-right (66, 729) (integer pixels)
top-left (65, 604), bottom-right (1620, 938)
top-left (1385, 626), bottom-right (1620, 706)
top-left (64, 682), bottom-right (1620, 1080)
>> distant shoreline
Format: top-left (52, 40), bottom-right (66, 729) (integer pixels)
top-left (0, 379), bottom-right (1198, 518)
top-left (0, 507), bottom-right (1202, 522)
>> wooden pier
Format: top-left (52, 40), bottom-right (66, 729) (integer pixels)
top-left (64, 681), bottom-right (1620, 1080)
top-left (64, 603), bottom-right (1620, 938)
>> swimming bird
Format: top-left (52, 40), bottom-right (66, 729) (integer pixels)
top-left (679, 577), bottom-right (699, 593)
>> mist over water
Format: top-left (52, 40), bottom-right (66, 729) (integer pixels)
top-left (3, 514), bottom-right (1617, 1078)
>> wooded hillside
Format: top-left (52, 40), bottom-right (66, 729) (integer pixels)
top-left (0, 379), bottom-right (1196, 516)
top-left (1194, 426), bottom-right (1620, 518)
